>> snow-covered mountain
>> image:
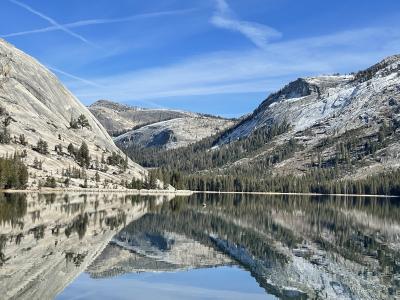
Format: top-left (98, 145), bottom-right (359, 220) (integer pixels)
top-left (0, 39), bottom-right (146, 189)
top-left (220, 55), bottom-right (400, 144)
top-left (212, 55), bottom-right (400, 177)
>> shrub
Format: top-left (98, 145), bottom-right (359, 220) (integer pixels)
top-left (43, 176), bottom-right (57, 188)
top-left (19, 134), bottom-right (28, 146)
top-left (33, 157), bottom-right (42, 170)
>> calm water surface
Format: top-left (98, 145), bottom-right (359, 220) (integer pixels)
top-left (0, 192), bottom-right (399, 299)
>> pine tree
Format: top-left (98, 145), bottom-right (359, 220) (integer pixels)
top-left (77, 114), bottom-right (90, 129)
top-left (77, 142), bottom-right (90, 168)
top-left (0, 116), bottom-right (11, 144)
top-left (34, 139), bottom-right (48, 155)
top-left (0, 154), bottom-right (29, 189)
top-left (67, 143), bottom-right (75, 156)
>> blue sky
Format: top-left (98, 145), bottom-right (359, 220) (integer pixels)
top-left (1, 0), bottom-right (400, 117)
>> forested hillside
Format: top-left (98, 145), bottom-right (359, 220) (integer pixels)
top-left (124, 55), bottom-right (400, 195)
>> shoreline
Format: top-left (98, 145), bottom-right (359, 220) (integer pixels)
top-left (0, 188), bottom-right (193, 196)
top-left (0, 188), bottom-right (398, 198)
top-left (192, 190), bottom-right (399, 198)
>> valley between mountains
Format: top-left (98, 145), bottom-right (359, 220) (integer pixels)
top-left (92, 55), bottom-right (400, 195)
top-left (1, 38), bottom-right (400, 195)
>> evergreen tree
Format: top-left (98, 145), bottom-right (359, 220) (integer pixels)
top-left (77, 114), bottom-right (90, 129)
top-left (33, 139), bottom-right (48, 155)
top-left (0, 154), bottom-right (28, 189)
top-left (0, 116), bottom-right (11, 144)
top-left (67, 143), bottom-right (75, 156)
top-left (77, 142), bottom-right (90, 168)
top-left (145, 172), bottom-right (157, 190)
top-left (44, 176), bottom-right (57, 188)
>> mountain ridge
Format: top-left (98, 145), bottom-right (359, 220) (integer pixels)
top-left (122, 54), bottom-right (400, 194)
top-left (217, 54), bottom-right (400, 146)
top-left (89, 99), bottom-right (235, 150)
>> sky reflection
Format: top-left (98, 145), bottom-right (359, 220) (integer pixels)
top-left (57, 266), bottom-right (273, 300)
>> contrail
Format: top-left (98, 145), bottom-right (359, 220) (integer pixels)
top-left (1, 8), bottom-right (196, 38)
top-left (47, 65), bottom-right (101, 88)
top-left (7, 0), bottom-right (94, 46)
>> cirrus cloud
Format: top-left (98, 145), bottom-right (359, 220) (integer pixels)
top-left (211, 0), bottom-right (282, 49)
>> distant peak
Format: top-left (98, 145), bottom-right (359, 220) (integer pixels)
top-left (256, 78), bottom-right (316, 112)
top-left (255, 74), bottom-right (353, 114)
top-left (89, 100), bottom-right (139, 112)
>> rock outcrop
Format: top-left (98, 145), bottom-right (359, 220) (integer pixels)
top-left (214, 55), bottom-right (400, 177)
top-left (88, 100), bottom-right (195, 136)
top-left (115, 116), bottom-right (234, 150)
top-left (89, 100), bottom-right (235, 150)
top-left (0, 39), bottom-right (147, 189)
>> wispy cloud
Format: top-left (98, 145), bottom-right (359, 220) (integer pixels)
top-left (47, 65), bottom-right (101, 87)
top-left (1, 8), bottom-right (196, 38)
top-left (67, 26), bottom-right (400, 104)
top-left (7, 0), bottom-right (94, 46)
top-left (211, 0), bottom-right (281, 49)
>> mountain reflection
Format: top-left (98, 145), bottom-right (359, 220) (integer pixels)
top-left (0, 193), bottom-right (399, 300)
top-left (100, 194), bottom-right (400, 299)
top-left (0, 193), bottom-right (175, 300)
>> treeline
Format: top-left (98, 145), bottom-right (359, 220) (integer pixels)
top-left (126, 122), bottom-right (290, 172)
top-left (122, 172), bottom-right (158, 190)
top-left (0, 154), bottom-right (28, 189)
top-left (149, 120), bottom-right (400, 195)
top-left (153, 168), bottom-right (400, 196)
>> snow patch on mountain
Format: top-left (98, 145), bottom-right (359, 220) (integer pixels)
top-left (218, 55), bottom-right (400, 145)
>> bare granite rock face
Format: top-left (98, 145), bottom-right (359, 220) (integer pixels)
top-left (89, 100), bottom-right (235, 150)
top-left (215, 55), bottom-right (400, 177)
top-left (0, 39), bottom-right (147, 189)
top-left (115, 116), bottom-right (235, 150)
top-left (88, 100), bottom-right (195, 135)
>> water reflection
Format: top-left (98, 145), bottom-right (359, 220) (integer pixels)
top-left (89, 194), bottom-right (400, 299)
top-left (0, 193), bottom-right (27, 227)
top-left (0, 192), bottom-right (175, 300)
top-left (0, 193), bottom-right (399, 299)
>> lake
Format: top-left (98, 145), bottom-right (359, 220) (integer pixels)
top-left (0, 192), bottom-right (399, 299)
